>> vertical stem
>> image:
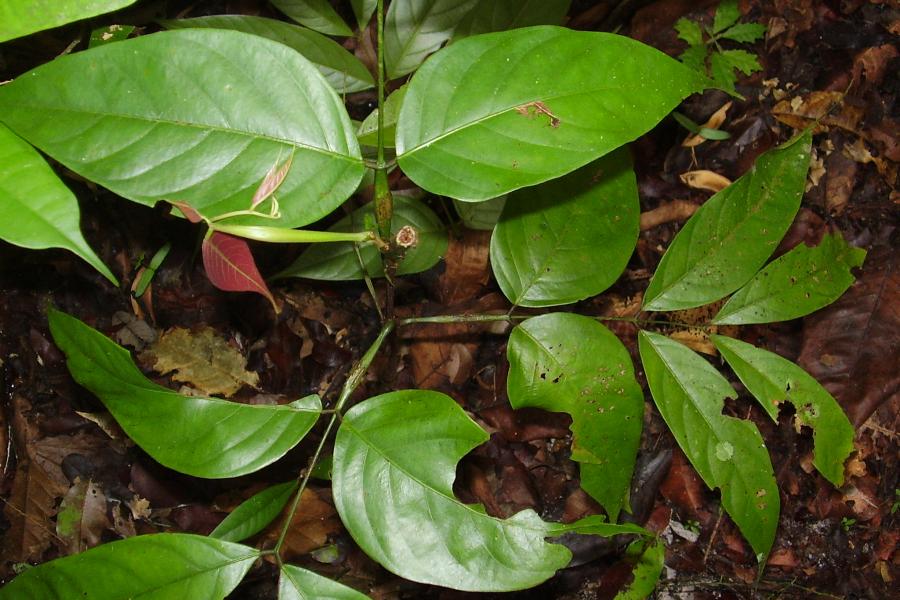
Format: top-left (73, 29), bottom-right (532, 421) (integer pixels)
top-left (373, 0), bottom-right (393, 242)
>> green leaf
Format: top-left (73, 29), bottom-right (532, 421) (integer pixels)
top-left (397, 27), bottom-right (707, 201)
top-left (385, 0), bottom-right (480, 78)
top-left (88, 23), bottom-right (135, 47)
top-left (675, 18), bottom-right (704, 46)
top-left (0, 29), bottom-right (364, 229)
top-left (638, 331), bottom-right (779, 559)
top-left (717, 49), bottom-right (762, 75)
top-left (350, 0), bottom-right (377, 29)
top-left (48, 309), bottom-right (322, 478)
top-left (452, 0), bottom-right (570, 40)
top-left (161, 16), bottom-right (373, 93)
top-left (0, 122), bottom-right (117, 284)
top-left (713, 234), bottom-right (866, 324)
top-left (679, 44), bottom-right (708, 72)
top-left (454, 195), bottom-right (506, 230)
top-left (671, 111), bottom-right (701, 134)
top-left (279, 564), bottom-right (370, 600)
top-left (0, 533), bottom-right (258, 599)
top-left (613, 539), bottom-right (665, 600)
top-left (712, 335), bottom-right (855, 487)
top-left (332, 390), bottom-right (648, 591)
top-left (275, 197), bottom-right (447, 280)
top-left (0, 0), bottom-right (137, 43)
top-left (211, 481), bottom-right (297, 543)
top-left (643, 131), bottom-right (812, 311)
top-left (699, 127), bottom-right (731, 140)
top-left (357, 84), bottom-right (407, 147)
top-left (270, 0), bottom-right (352, 36)
top-left (712, 0), bottom-right (741, 34)
top-left (507, 314), bottom-right (643, 521)
top-left (490, 151), bottom-right (639, 307)
top-left (719, 23), bottom-right (767, 43)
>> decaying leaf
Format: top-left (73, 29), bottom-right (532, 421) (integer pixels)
top-left (772, 91), bottom-right (865, 135)
top-left (140, 326), bottom-right (259, 397)
top-left (797, 246), bottom-right (899, 426)
top-left (680, 170), bottom-right (732, 192)
top-left (262, 488), bottom-right (341, 561)
top-left (1, 461), bottom-right (65, 563)
top-left (56, 478), bottom-right (111, 554)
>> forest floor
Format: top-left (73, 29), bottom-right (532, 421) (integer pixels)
top-left (1, 1), bottom-right (897, 598)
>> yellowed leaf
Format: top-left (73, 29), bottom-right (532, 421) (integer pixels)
top-left (680, 170), bottom-right (732, 192)
top-left (140, 326), bottom-right (259, 397)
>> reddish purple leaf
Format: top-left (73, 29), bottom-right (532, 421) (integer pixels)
top-left (168, 200), bottom-right (204, 224)
top-left (202, 232), bottom-right (278, 312)
top-left (251, 155), bottom-right (293, 209)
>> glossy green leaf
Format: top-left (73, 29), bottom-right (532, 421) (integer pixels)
top-left (211, 481), bottom-right (297, 542)
top-left (507, 314), bottom-right (643, 520)
top-left (454, 195), bottom-right (505, 230)
top-left (350, 0), bottom-right (377, 29)
top-left (452, 0), bottom-right (570, 39)
top-left (712, 335), bottom-right (855, 486)
top-left (643, 131), bottom-right (812, 311)
top-left (638, 331), bottom-right (779, 559)
top-left (270, 0), bottom-right (352, 36)
top-left (490, 151), bottom-right (639, 307)
top-left (613, 539), bottom-right (665, 600)
top-left (88, 23), bottom-right (135, 47)
top-left (385, 0), bottom-right (479, 78)
top-left (276, 197), bottom-right (447, 280)
top-left (279, 564), bottom-right (370, 600)
top-left (48, 309), bottom-right (321, 478)
top-left (713, 234), bottom-right (865, 325)
top-left (0, 533), bottom-right (257, 600)
top-left (357, 85), bottom-right (407, 147)
top-left (397, 27), bottom-right (707, 201)
top-left (0, 29), bottom-right (364, 228)
top-left (332, 390), bottom-right (648, 591)
top-left (0, 122), bottom-right (116, 284)
top-left (161, 16), bottom-right (373, 93)
top-left (0, 0), bottom-right (137, 42)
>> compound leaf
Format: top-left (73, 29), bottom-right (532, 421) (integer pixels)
top-left (643, 131), bottom-right (811, 311)
top-left (48, 309), bottom-right (321, 478)
top-left (507, 314), bottom-right (643, 521)
top-left (719, 23), bottom-right (767, 43)
top-left (279, 564), bottom-right (370, 600)
top-left (270, 0), bottom-right (352, 36)
top-left (490, 151), bottom-right (638, 307)
top-left (161, 16), bottom-right (373, 93)
top-left (211, 481), bottom-right (297, 543)
top-left (0, 122), bottom-right (116, 284)
top-left (385, 0), bottom-right (479, 78)
top-left (0, 29), bottom-right (364, 229)
top-left (452, 0), bottom-right (570, 40)
top-left (713, 233), bottom-right (866, 325)
top-left (712, 335), bottom-right (855, 487)
top-left (712, 0), bottom-right (741, 34)
top-left (276, 197), bottom-right (447, 280)
top-left (397, 27), bottom-right (707, 201)
top-left (0, 533), bottom-right (258, 600)
top-left (638, 331), bottom-right (778, 559)
top-left (332, 390), bottom-right (647, 591)
top-left (675, 18), bottom-right (703, 46)
top-left (0, 0), bottom-right (137, 43)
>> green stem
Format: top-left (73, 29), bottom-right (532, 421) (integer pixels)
top-left (373, 0), bottom-right (393, 241)
top-left (397, 313), bottom-right (716, 331)
top-left (274, 321), bottom-right (395, 556)
top-left (212, 223), bottom-right (374, 244)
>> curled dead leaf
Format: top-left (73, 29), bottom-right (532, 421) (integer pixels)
top-left (680, 170), bottom-right (732, 193)
top-left (772, 91), bottom-right (865, 134)
top-left (682, 102), bottom-right (732, 147)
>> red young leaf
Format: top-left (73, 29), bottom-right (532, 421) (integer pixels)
top-left (202, 232), bottom-right (278, 312)
top-left (251, 155), bottom-right (293, 209)
top-left (168, 200), bottom-right (204, 223)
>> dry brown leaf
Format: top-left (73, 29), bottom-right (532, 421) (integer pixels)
top-left (824, 148), bottom-right (858, 215)
top-left (682, 102), bottom-right (732, 147)
top-left (679, 170), bottom-right (732, 193)
top-left (264, 488), bottom-right (341, 561)
top-left (56, 477), bottom-right (111, 555)
top-left (772, 91), bottom-right (865, 134)
top-left (140, 326), bottom-right (258, 397)
top-left (1, 461), bottom-right (65, 563)
top-left (431, 229), bottom-right (491, 304)
top-left (639, 200), bottom-right (699, 231)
